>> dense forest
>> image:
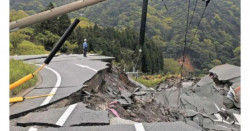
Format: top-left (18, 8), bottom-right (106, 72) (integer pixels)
top-left (10, 0), bottom-right (240, 75)
top-left (10, 2), bottom-right (163, 74)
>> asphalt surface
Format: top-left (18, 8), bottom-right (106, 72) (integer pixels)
top-left (10, 54), bottom-right (240, 131)
top-left (12, 121), bottom-right (200, 131)
top-left (17, 102), bottom-right (109, 127)
top-left (9, 54), bottom-right (203, 131)
top-left (10, 54), bottom-right (113, 117)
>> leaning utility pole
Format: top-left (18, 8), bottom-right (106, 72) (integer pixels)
top-left (139, 0), bottom-right (149, 47)
top-left (135, 0), bottom-right (148, 72)
top-left (10, 0), bottom-right (106, 31)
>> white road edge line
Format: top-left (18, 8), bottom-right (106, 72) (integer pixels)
top-left (134, 123), bottom-right (145, 131)
top-left (75, 64), bottom-right (98, 72)
top-left (28, 65), bottom-right (62, 131)
top-left (28, 127), bottom-right (37, 131)
top-left (39, 65), bottom-right (61, 106)
top-left (56, 103), bottom-right (77, 126)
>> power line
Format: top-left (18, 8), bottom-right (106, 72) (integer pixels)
top-left (179, 0), bottom-right (191, 78)
top-left (162, 0), bottom-right (168, 11)
top-left (189, 0), bottom-right (199, 27)
top-left (180, 0), bottom-right (211, 77)
top-left (183, 0), bottom-right (210, 62)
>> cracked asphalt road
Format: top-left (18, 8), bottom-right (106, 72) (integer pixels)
top-left (10, 54), bottom-right (200, 131)
top-left (10, 54), bottom-right (112, 117)
top-left (11, 54), bottom-right (236, 131)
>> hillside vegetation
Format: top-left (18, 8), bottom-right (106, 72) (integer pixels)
top-left (10, 2), bottom-right (163, 74)
top-left (10, 59), bottom-right (38, 95)
top-left (10, 0), bottom-right (240, 75)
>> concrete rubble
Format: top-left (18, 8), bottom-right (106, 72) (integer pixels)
top-left (10, 63), bottom-right (240, 130)
top-left (80, 64), bottom-right (240, 130)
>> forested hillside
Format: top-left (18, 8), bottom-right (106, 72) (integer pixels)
top-left (10, 0), bottom-right (240, 75)
top-left (10, 2), bottom-right (163, 74)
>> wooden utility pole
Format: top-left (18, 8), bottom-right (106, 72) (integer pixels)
top-left (10, 0), bottom-right (106, 31)
top-left (139, 0), bottom-right (149, 47)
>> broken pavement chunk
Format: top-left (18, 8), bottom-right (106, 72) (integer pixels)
top-left (120, 90), bottom-right (132, 104)
top-left (39, 122), bottom-right (201, 131)
top-left (17, 103), bottom-right (109, 127)
top-left (223, 96), bottom-right (235, 109)
top-left (203, 118), bottom-right (230, 131)
top-left (155, 87), bottom-right (180, 108)
top-left (193, 114), bottom-right (204, 127)
top-left (185, 118), bottom-right (202, 130)
top-left (65, 107), bottom-right (109, 126)
top-left (110, 117), bottom-right (137, 125)
top-left (196, 75), bottom-right (213, 87)
top-left (209, 64), bottom-right (240, 81)
top-left (156, 82), bottom-right (168, 91)
top-left (133, 91), bottom-right (147, 96)
top-left (185, 109), bottom-right (199, 117)
top-left (180, 93), bottom-right (221, 114)
top-left (115, 99), bottom-right (130, 107)
top-left (143, 121), bottom-right (201, 131)
top-left (182, 81), bottom-right (193, 88)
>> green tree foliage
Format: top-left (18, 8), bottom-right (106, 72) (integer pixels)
top-left (10, 0), bottom-right (240, 74)
top-left (10, 40), bottom-right (48, 55)
top-left (232, 46), bottom-right (240, 66)
top-left (58, 14), bottom-right (71, 36)
top-left (163, 58), bottom-right (181, 74)
top-left (80, 0), bottom-right (239, 71)
top-left (141, 40), bottom-right (163, 74)
top-left (212, 59), bottom-right (222, 66)
top-left (34, 2), bottom-right (71, 37)
top-left (31, 2), bottom-right (71, 51)
top-left (9, 10), bottom-right (28, 22)
top-left (35, 31), bottom-right (60, 51)
top-left (60, 41), bottom-right (78, 54)
top-left (10, 32), bottom-right (27, 54)
top-left (34, 2), bottom-right (59, 35)
top-left (10, 59), bottom-right (38, 95)
top-left (73, 25), bottom-right (163, 73)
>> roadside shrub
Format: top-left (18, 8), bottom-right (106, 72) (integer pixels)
top-left (163, 58), bottom-right (181, 74)
top-left (132, 74), bottom-right (180, 88)
top-left (12, 40), bottom-right (48, 55)
top-left (10, 59), bottom-right (38, 96)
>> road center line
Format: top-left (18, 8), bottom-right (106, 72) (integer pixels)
top-left (56, 103), bottom-right (77, 126)
top-left (37, 65), bottom-right (61, 106)
top-left (134, 123), bottom-right (145, 131)
top-left (75, 64), bottom-right (98, 72)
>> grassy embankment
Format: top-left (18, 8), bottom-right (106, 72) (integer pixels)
top-left (131, 58), bottom-right (182, 88)
top-left (10, 40), bottom-right (48, 96)
top-left (132, 74), bottom-right (180, 88)
top-left (10, 59), bottom-right (38, 96)
top-left (10, 40), bottom-right (48, 55)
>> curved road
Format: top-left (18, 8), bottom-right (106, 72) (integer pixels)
top-left (10, 54), bottom-right (202, 131)
top-left (10, 54), bottom-right (112, 117)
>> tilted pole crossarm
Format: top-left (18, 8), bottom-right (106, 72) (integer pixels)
top-left (10, 0), bottom-right (106, 31)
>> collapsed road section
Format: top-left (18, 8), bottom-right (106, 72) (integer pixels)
top-left (10, 54), bottom-right (112, 118)
top-left (10, 55), bottom-right (240, 131)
